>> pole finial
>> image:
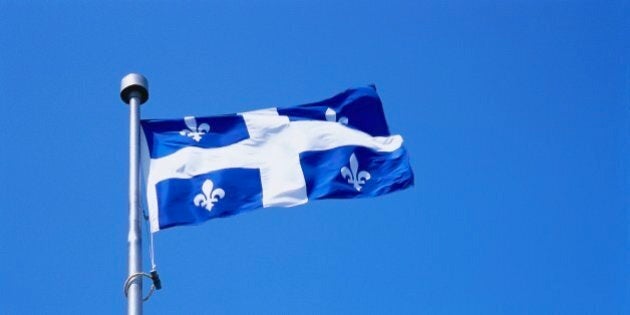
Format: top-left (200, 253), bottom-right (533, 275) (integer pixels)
top-left (120, 73), bottom-right (149, 105)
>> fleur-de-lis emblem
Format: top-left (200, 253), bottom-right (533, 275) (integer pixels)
top-left (180, 116), bottom-right (210, 142)
top-left (325, 108), bottom-right (348, 125)
top-left (193, 179), bottom-right (225, 212)
top-left (340, 153), bottom-right (371, 191)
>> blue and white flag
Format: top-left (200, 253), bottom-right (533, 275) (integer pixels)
top-left (141, 86), bottom-right (414, 232)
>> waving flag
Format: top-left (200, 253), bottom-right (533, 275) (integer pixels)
top-left (141, 86), bottom-right (413, 232)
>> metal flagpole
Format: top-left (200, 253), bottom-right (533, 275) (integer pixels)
top-left (120, 73), bottom-right (149, 315)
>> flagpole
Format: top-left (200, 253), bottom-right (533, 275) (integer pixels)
top-left (120, 73), bottom-right (149, 315)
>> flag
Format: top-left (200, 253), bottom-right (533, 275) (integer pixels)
top-left (140, 86), bottom-right (414, 232)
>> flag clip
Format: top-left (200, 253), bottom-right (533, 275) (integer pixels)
top-left (150, 270), bottom-right (162, 290)
top-left (123, 269), bottom-right (162, 301)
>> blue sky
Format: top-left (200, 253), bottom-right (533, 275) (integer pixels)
top-left (0, 1), bottom-right (627, 314)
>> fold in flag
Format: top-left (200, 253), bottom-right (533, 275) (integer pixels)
top-left (141, 86), bottom-right (414, 232)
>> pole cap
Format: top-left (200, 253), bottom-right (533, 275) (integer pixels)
top-left (120, 73), bottom-right (149, 105)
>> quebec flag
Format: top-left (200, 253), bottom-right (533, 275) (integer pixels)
top-left (141, 86), bottom-right (414, 232)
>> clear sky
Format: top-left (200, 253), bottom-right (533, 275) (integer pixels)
top-left (0, 1), bottom-right (627, 314)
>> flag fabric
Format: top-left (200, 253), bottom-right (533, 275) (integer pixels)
top-left (140, 86), bottom-right (414, 232)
